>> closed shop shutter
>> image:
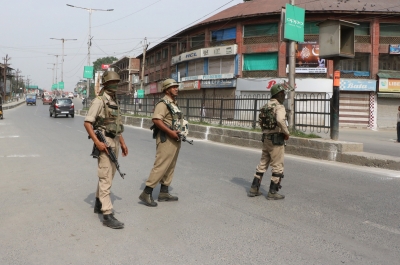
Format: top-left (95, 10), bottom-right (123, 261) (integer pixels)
top-left (196, 60), bottom-right (204, 75)
top-left (339, 92), bottom-right (370, 127)
top-left (178, 63), bottom-right (186, 78)
top-left (188, 61), bottom-right (196, 76)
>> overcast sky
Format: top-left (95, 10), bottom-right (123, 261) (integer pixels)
top-left (0, 0), bottom-right (242, 92)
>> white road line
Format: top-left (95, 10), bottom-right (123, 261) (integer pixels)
top-left (65, 126), bottom-right (71, 128)
top-left (0, 136), bottom-right (20, 138)
top-left (363, 220), bottom-right (400, 235)
top-left (77, 130), bottom-right (86, 134)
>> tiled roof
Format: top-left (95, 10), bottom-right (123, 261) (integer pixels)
top-left (199, 0), bottom-right (400, 25)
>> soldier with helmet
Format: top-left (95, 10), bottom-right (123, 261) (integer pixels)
top-left (248, 84), bottom-right (290, 200)
top-left (139, 78), bottom-right (186, 207)
top-left (84, 70), bottom-right (128, 229)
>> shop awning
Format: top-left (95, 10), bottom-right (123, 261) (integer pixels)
top-left (377, 93), bottom-right (400, 98)
top-left (377, 71), bottom-right (400, 79)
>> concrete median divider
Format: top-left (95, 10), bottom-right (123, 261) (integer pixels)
top-left (77, 110), bottom-right (400, 170)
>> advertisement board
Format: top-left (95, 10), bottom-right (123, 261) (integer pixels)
top-left (83, 66), bottom-right (94, 79)
top-left (181, 80), bottom-right (201, 90)
top-left (339, 79), bottom-right (376, 91)
top-left (283, 4), bottom-right (305, 42)
top-left (379, 78), bottom-right (400, 92)
top-left (389, 44), bottom-right (400, 55)
top-left (286, 41), bottom-right (327, 73)
top-left (101, 64), bottom-right (110, 70)
top-left (200, 79), bottom-right (236, 89)
top-left (171, 45), bottom-right (238, 65)
top-left (149, 83), bottom-right (158, 94)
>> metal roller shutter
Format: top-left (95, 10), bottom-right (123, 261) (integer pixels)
top-left (339, 92), bottom-right (370, 127)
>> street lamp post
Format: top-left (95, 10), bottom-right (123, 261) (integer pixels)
top-left (66, 4), bottom-right (113, 100)
top-left (49, 54), bottom-right (61, 95)
top-left (50, 38), bottom-right (77, 82)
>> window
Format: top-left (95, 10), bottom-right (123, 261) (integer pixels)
top-left (211, 27), bottom-right (236, 42)
top-left (149, 55), bottom-right (154, 65)
top-left (179, 40), bottom-right (187, 52)
top-left (188, 59), bottom-right (204, 76)
top-left (191, 34), bottom-right (205, 49)
top-left (355, 22), bottom-right (370, 35)
top-left (380, 23), bottom-right (400, 36)
top-left (156, 52), bottom-right (161, 62)
top-left (243, 23), bottom-right (278, 37)
top-left (304, 22), bottom-right (319, 34)
top-left (208, 56), bottom-right (235, 74)
top-left (171, 45), bottom-right (177, 56)
top-left (162, 48), bottom-right (168, 59)
top-left (243, 53), bottom-right (278, 71)
top-left (379, 54), bottom-right (400, 70)
top-left (339, 53), bottom-right (369, 71)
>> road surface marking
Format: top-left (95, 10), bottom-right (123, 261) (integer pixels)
top-left (0, 135), bottom-right (19, 138)
top-left (0, 154), bottom-right (40, 158)
top-left (363, 220), bottom-right (400, 235)
top-left (77, 130), bottom-right (86, 134)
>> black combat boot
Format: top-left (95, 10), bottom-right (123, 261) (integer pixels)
top-left (158, 184), bottom-right (178, 202)
top-left (248, 172), bottom-right (263, 197)
top-left (267, 181), bottom-right (285, 200)
top-left (103, 214), bottom-right (124, 229)
top-left (139, 186), bottom-right (158, 207)
top-left (94, 197), bottom-right (102, 214)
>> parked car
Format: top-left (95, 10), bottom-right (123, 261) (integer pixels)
top-left (26, 94), bottom-right (36, 105)
top-left (42, 96), bottom-right (52, 105)
top-left (68, 92), bottom-right (74, 99)
top-left (49, 98), bottom-right (74, 118)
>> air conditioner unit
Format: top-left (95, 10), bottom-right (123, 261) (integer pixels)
top-left (144, 76), bottom-right (149, 84)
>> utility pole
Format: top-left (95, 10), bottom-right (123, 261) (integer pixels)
top-left (2, 54), bottom-right (11, 100)
top-left (66, 4), bottom-right (113, 99)
top-left (50, 38), bottom-right (76, 82)
top-left (15, 69), bottom-right (21, 96)
top-left (140, 37), bottom-right (149, 91)
top-left (47, 63), bottom-right (56, 84)
top-left (49, 54), bottom-right (61, 95)
top-left (287, 0), bottom-right (296, 131)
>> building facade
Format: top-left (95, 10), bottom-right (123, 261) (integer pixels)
top-left (136, 0), bottom-right (400, 128)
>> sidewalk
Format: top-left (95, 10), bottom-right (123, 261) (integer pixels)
top-left (2, 99), bottom-right (26, 110)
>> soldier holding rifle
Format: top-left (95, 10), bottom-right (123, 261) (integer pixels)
top-left (84, 70), bottom-right (128, 229)
top-left (139, 79), bottom-right (189, 207)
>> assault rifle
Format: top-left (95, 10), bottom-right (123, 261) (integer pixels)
top-left (89, 130), bottom-right (126, 179)
top-left (179, 133), bottom-right (193, 145)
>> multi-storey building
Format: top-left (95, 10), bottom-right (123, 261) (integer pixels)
top-left (137, 0), bottom-right (400, 128)
top-left (111, 56), bottom-right (140, 95)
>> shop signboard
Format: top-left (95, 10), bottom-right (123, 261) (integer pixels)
top-left (201, 79), bottom-right (236, 89)
top-left (339, 79), bottom-right (376, 91)
top-left (171, 45), bottom-right (238, 65)
top-left (181, 80), bottom-right (201, 90)
top-left (137, 89), bottom-right (144, 99)
top-left (286, 40), bottom-right (327, 73)
top-left (181, 73), bottom-right (234, 82)
top-left (83, 66), bottom-right (94, 79)
top-left (101, 64), bottom-right (110, 70)
top-left (379, 78), bottom-right (400, 92)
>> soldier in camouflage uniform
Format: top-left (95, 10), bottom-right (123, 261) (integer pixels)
top-left (248, 84), bottom-right (290, 200)
top-left (84, 70), bottom-right (128, 229)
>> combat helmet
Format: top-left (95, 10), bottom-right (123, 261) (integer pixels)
top-left (270, 84), bottom-right (286, 97)
top-left (162, 78), bottom-right (179, 92)
top-left (101, 70), bottom-right (120, 85)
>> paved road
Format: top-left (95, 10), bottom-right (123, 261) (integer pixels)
top-left (1, 101), bottom-right (400, 265)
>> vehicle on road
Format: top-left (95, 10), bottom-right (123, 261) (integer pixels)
top-left (42, 96), bottom-right (52, 105)
top-left (49, 98), bottom-right (74, 118)
top-left (73, 93), bottom-right (77, 98)
top-left (68, 92), bottom-right (74, 99)
top-left (26, 94), bottom-right (36, 105)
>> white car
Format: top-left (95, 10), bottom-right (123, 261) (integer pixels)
top-left (68, 93), bottom-right (74, 99)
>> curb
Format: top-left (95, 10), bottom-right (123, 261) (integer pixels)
top-left (77, 110), bottom-right (400, 171)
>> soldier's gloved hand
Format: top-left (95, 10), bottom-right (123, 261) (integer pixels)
top-left (96, 141), bottom-right (109, 155)
top-left (168, 130), bottom-right (181, 141)
top-left (284, 134), bottom-right (289, 141)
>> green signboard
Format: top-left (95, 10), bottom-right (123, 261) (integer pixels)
top-left (284, 4), bottom-right (305, 42)
top-left (58, 82), bottom-right (64, 90)
top-left (137, 89), bottom-right (144, 99)
top-left (83, 66), bottom-right (94, 79)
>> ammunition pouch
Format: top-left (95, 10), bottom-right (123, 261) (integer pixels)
top-left (150, 123), bottom-right (167, 143)
top-left (264, 133), bottom-right (285, 146)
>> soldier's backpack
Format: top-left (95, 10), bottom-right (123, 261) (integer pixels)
top-left (258, 103), bottom-right (277, 130)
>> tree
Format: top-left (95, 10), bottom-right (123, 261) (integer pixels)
top-left (92, 56), bottom-right (118, 72)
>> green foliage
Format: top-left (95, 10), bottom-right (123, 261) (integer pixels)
top-left (290, 129), bottom-right (321, 138)
top-left (92, 57), bottom-right (118, 72)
